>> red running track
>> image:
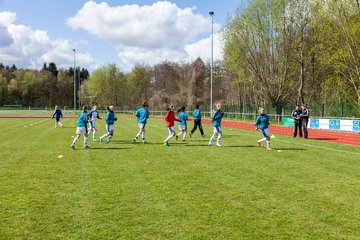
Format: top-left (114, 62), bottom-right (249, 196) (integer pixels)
top-left (201, 119), bottom-right (360, 147)
top-left (1, 115), bottom-right (360, 147)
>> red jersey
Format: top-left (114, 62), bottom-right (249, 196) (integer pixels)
top-left (164, 111), bottom-right (181, 127)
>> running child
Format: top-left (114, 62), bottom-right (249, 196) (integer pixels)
top-left (208, 103), bottom-right (224, 147)
top-left (176, 106), bottom-right (188, 142)
top-left (88, 105), bottom-right (102, 141)
top-left (71, 105), bottom-right (90, 150)
top-left (190, 104), bottom-right (204, 137)
top-left (133, 102), bottom-right (150, 144)
top-left (100, 106), bottom-right (117, 144)
top-left (255, 107), bottom-right (272, 150)
top-left (52, 105), bottom-right (63, 128)
top-left (163, 105), bottom-right (181, 146)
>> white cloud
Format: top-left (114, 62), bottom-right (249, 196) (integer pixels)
top-left (67, 1), bottom-right (223, 68)
top-left (0, 11), bottom-right (100, 70)
top-left (185, 33), bottom-right (223, 63)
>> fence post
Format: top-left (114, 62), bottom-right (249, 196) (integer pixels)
top-left (322, 103), bottom-right (325, 117)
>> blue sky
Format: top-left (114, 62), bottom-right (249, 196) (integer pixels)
top-left (0, 0), bottom-right (243, 71)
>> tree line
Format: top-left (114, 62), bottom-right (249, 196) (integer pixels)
top-left (223, 0), bottom-right (360, 110)
top-left (1, 0), bottom-right (359, 115)
top-left (0, 62), bottom-right (89, 108)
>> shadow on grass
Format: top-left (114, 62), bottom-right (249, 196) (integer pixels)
top-left (89, 147), bottom-right (132, 150)
top-left (310, 138), bottom-right (338, 141)
top-left (224, 145), bottom-right (258, 148)
top-left (272, 147), bottom-right (306, 151)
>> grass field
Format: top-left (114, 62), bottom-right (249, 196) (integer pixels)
top-left (1, 117), bottom-right (360, 239)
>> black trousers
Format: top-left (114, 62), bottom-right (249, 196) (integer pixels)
top-left (191, 120), bottom-right (204, 136)
top-left (293, 121), bottom-right (303, 138)
top-left (302, 118), bottom-right (308, 139)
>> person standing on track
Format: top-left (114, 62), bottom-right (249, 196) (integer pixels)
top-left (52, 105), bottom-right (63, 128)
top-left (301, 105), bottom-right (309, 139)
top-left (292, 105), bottom-right (303, 138)
top-left (163, 105), bottom-right (181, 146)
top-left (190, 104), bottom-right (204, 137)
top-left (255, 107), bottom-right (272, 150)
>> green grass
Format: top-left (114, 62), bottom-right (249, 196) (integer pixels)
top-left (1, 117), bottom-right (360, 239)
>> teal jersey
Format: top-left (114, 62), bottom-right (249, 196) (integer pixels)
top-left (193, 109), bottom-right (201, 120)
top-left (135, 107), bottom-right (149, 124)
top-left (255, 114), bottom-right (269, 130)
top-left (76, 111), bottom-right (88, 127)
top-left (105, 111), bottom-right (117, 125)
top-left (177, 112), bottom-right (188, 125)
top-left (211, 110), bottom-right (224, 127)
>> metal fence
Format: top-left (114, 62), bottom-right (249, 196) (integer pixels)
top-left (221, 103), bottom-right (360, 118)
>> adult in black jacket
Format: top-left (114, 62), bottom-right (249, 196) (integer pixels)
top-left (291, 105), bottom-right (303, 138)
top-left (301, 105), bottom-right (309, 139)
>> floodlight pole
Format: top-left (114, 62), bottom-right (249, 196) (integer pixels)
top-left (209, 11), bottom-right (214, 113)
top-left (73, 48), bottom-right (76, 115)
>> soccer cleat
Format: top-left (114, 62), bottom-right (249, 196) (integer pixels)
top-left (142, 140), bottom-right (146, 144)
top-left (71, 144), bottom-right (75, 150)
top-left (93, 138), bottom-right (98, 142)
top-left (100, 136), bottom-right (104, 143)
top-left (84, 145), bottom-right (90, 149)
top-left (216, 142), bottom-right (222, 147)
top-left (164, 141), bottom-right (169, 147)
top-left (257, 141), bottom-right (261, 147)
top-left (176, 135), bottom-right (179, 141)
top-left (267, 148), bottom-right (272, 151)
top-left (133, 138), bottom-right (137, 144)
top-left (182, 139), bottom-right (186, 142)
top-left (189, 133), bottom-right (192, 138)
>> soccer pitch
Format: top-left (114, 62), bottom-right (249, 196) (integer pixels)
top-left (1, 117), bottom-right (360, 239)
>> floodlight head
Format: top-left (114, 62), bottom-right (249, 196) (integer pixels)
top-left (209, 11), bottom-right (214, 16)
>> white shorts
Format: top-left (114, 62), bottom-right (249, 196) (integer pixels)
top-left (76, 127), bottom-right (88, 136)
top-left (106, 124), bottom-right (115, 132)
top-left (260, 128), bottom-right (269, 138)
top-left (179, 125), bottom-right (187, 131)
top-left (138, 123), bottom-right (146, 129)
top-left (213, 126), bottom-right (222, 133)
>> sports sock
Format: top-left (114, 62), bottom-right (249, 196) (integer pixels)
top-left (266, 140), bottom-right (271, 148)
top-left (93, 130), bottom-right (96, 139)
top-left (210, 133), bottom-right (216, 143)
top-left (55, 122), bottom-right (58, 128)
top-left (136, 131), bottom-right (141, 139)
top-left (72, 135), bottom-right (80, 145)
top-left (58, 122), bottom-right (63, 127)
top-left (141, 132), bottom-right (145, 140)
top-left (216, 133), bottom-right (222, 143)
top-left (84, 136), bottom-right (88, 146)
top-left (183, 132), bottom-right (187, 140)
top-left (107, 136), bottom-right (112, 143)
top-left (259, 137), bottom-right (267, 142)
top-left (177, 131), bottom-right (183, 137)
top-left (165, 134), bottom-right (174, 142)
